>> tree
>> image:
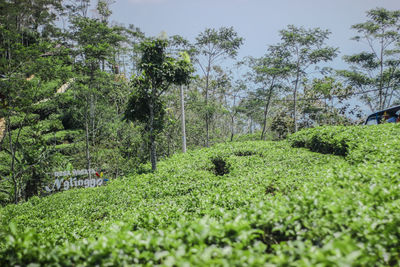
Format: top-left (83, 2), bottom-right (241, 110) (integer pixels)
top-left (302, 76), bottom-right (354, 126)
top-left (277, 25), bottom-right (338, 132)
top-left (195, 27), bottom-right (243, 146)
top-left (69, 15), bottom-right (125, 178)
top-left (226, 79), bottom-right (246, 142)
top-left (247, 45), bottom-right (290, 140)
top-left (166, 35), bottom-right (197, 153)
top-left (125, 39), bottom-right (193, 171)
top-left (0, 0), bottom-right (69, 203)
top-left (341, 8), bottom-right (400, 111)
top-left (237, 96), bottom-right (262, 134)
top-left (180, 84), bottom-right (187, 153)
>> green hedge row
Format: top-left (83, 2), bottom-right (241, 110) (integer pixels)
top-left (288, 123), bottom-right (400, 163)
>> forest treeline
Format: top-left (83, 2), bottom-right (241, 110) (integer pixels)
top-left (1, 0), bottom-right (400, 204)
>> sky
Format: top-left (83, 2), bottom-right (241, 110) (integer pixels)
top-left (98, 0), bottom-right (400, 115)
top-left (105, 0), bottom-right (399, 65)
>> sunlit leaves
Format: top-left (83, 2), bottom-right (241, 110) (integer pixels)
top-left (1, 124), bottom-right (400, 265)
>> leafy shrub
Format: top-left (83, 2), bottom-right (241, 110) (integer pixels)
top-left (231, 131), bottom-right (268, 142)
top-left (288, 123), bottom-right (400, 162)
top-left (210, 156), bottom-right (231, 176)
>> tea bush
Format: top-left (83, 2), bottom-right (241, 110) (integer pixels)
top-left (0, 124), bottom-right (399, 265)
top-left (288, 123), bottom-right (400, 163)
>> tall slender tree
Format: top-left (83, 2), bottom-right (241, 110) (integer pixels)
top-left (125, 39), bottom-right (193, 171)
top-left (195, 27), bottom-right (243, 146)
top-left (0, 0), bottom-right (68, 202)
top-left (341, 8), bottom-right (400, 111)
top-left (277, 25), bottom-right (338, 132)
top-left (247, 45), bottom-right (290, 140)
top-left (69, 13), bottom-right (125, 177)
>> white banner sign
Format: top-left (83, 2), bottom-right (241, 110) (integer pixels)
top-left (45, 169), bottom-right (106, 192)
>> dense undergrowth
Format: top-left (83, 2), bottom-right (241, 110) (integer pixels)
top-left (0, 124), bottom-right (399, 266)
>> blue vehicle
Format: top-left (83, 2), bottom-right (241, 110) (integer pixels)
top-left (365, 105), bottom-right (400, 125)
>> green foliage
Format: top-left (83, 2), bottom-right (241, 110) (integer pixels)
top-left (70, 16), bottom-right (125, 68)
top-left (231, 131), bottom-right (266, 142)
top-left (342, 8), bottom-right (400, 110)
top-left (278, 25), bottom-right (338, 67)
top-left (124, 85), bottom-right (166, 131)
top-left (277, 25), bottom-right (338, 132)
top-left (136, 39), bottom-right (194, 89)
top-left (1, 125), bottom-right (400, 265)
top-left (196, 27), bottom-right (244, 58)
top-left (125, 38), bottom-right (194, 170)
top-left (288, 123), bottom-right (400, 163)
top-left (271, 111), bottom-right (295, 139)
top-left (245, 47), bottom-right (291, 140)
top-left (195, 27), bottom-right (244, 146)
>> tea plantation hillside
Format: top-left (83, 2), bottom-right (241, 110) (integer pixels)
top-left (1, 124), bottom-right (400, 266)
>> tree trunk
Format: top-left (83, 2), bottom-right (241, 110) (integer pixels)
top-left (261, 87), bottom-right (273, 140)
top-left (180, 85), bottom-right (187, 153)
top-left (230, 114), bottom-right (235, 142)
top-left (149, 89), bottom-right (157, 171)
top-left (293, 71), bottom-right (300, 133)
top-left (378, 34), bottom-right (384, 110)
top-left (0, 117), bottom-right (6, 149)
top-left (230, 95), bottom-right (237, 142)
top-left (85, 113), bottom-right (91, 179)
top-left (387, 87), bottom-right (395, 108)
top-left (7, 116), bottom-right (18, 204)
top-left (86, 69), bottom-right (95, 179)
top-left (90, 94), bottom-right (96, 146)
top-left (205, 60), bottom-right (211, 147)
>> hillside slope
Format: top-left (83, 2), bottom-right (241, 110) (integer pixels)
top-left (1, 124), bottom-right (400, 266)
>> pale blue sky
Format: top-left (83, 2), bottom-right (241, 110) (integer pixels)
top-left (101, 0), bottom-right (399, 115)
top-left (106, 0), bottom-right (399, 66)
